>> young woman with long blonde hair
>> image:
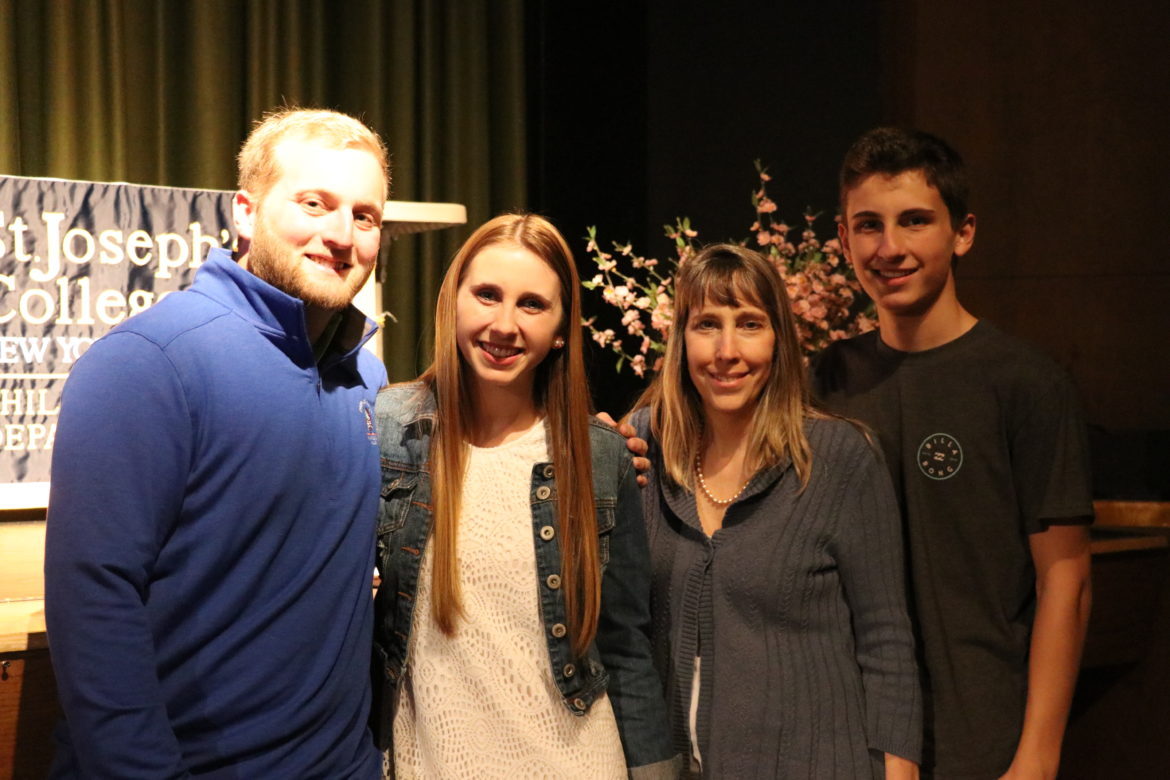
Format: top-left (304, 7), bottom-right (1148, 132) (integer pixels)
top-left (371, 214), bottom-right (676, 779)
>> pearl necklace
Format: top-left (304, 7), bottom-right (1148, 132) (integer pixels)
top-left (694, 453), bottom-right (752, 506)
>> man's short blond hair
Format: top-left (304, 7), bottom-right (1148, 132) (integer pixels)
top-left (237, 107), bottom-right (390, 200)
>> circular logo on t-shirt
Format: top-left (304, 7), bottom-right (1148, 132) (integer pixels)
top-left (918, 433), bottom-right (963, 480)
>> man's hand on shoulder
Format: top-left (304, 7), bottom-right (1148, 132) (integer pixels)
top-left (595, 411), bottom-right (650, 487)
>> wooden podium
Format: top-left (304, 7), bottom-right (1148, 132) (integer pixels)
top-left (352, 199), bottom-right (467, 360)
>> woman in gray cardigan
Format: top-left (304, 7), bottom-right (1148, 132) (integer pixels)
top-left (628, 244), bottom-right (921, 778)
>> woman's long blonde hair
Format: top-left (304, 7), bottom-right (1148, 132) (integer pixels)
top-left (420, 214), bottom-right (601, 657)
top-left (633, 243), bottom-right (820, 489)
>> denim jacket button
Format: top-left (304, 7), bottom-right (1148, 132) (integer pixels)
top-left (539, 524), bottom-right (555, 541)
top-left (535, 485), bottom-right (552, 500)
top-left (543, 464), bottom-right (555, 479)
top-left (551, 622), bottom-right (567, 638)
top-left (563, 663), bottom-right (576, 677)
top-left (546, 574), bottom-right (562, 590)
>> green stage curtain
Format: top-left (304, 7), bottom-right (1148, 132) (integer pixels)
top-left (0, 0), bottom-right (526, 380)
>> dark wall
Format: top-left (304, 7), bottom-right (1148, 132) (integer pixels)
top-left (530, 1), bottom-right (1170, 460)
top-left (527, 1), bottom-right (886, 415)
top-left (880, 1), bottom-right (1170, 436)
top-left (525, 2), bottom-right (649, 415)
top-left (525, 2), bottom-right (648, 249)
top-left (644, 1), bottom-right (884, 249)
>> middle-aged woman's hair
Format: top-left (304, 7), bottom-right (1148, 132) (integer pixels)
top-left (634, 243), bottom-right (819, 488)
top-left (419, 213), bottom-right (600, 657)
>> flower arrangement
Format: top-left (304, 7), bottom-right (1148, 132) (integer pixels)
top-left (582, 162), bottom-right (876, 377)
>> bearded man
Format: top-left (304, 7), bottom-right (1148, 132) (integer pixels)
top-left (44, 108), bottom-right (390, 779)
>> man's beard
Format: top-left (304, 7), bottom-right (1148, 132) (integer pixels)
top-left (245, 218), bottom-right (372, 312)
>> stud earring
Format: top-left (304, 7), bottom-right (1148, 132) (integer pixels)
top-left (553, 337), bottom-right (565, 349)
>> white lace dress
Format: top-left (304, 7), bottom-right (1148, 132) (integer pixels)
top-left (390, 420), bottom-right (626, 779)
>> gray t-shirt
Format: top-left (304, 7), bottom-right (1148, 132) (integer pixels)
top-left (813, 321), bottom-right (1094, 778)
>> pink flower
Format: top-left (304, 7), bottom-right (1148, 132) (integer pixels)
top-left (651, 297), bottom-right (673, 332)
top-left (581, 166), bottom-right (872, 368)
top-left (613, 285), bottom-right (636, 307)
top-left (631, 354), bottom-right (647, 377)
top-left (622, 308), bottom-right (645, 335)
top-left (789, 272), bottom-right (811, 297)
top-left (592, 328), bottom-right (616, 347)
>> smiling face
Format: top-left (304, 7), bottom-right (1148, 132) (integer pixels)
top-left (455, 242), bottom-right (564, 402)
top-left (839, 169), bottom-right (975, 319)
top-left (234, 138), bottom-right (385, 312)
top-left (684, 296), bottom-right (775, 424)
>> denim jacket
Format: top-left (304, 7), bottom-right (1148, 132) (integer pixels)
top-left (370, 383), bottom-right (678, 778)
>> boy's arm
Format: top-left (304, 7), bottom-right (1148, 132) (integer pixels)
top-left (1001, 523), bottom-right (1092, 780)
top-left (595, 411), bottom-right (650, 486)
top-left (885, 753), bottom-right (920, 780)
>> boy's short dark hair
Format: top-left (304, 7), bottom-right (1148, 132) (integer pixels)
top-left (839, 127), bottom-right (970, 229)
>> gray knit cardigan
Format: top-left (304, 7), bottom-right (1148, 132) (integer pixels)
top-left (631, 410), bottom-right (922, 779)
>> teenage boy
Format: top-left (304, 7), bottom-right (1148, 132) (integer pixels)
top-left (813, 127), bottom-right (1093, 779)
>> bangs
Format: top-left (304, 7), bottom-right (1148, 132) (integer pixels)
top-left (683, 262), bottom-right (768, 313)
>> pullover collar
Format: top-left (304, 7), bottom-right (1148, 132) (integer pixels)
top-left (193, 247), bottom-right (378, 371)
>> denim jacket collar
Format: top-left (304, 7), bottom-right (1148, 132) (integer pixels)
top-left (372, 383), bottom-right (677, 774)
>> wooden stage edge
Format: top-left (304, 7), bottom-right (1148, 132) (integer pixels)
top-left (1094, 500), bottom-right (1170, 529)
